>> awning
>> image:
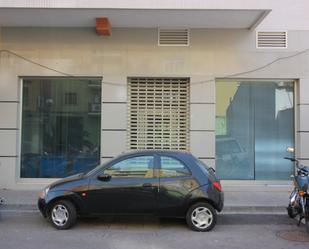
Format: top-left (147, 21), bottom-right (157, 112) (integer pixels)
top-left (0, 8), bottom-right (270, 29)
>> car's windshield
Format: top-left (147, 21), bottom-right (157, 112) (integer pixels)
top-left (84, 165), bottom-right (99, 176)
top-left (85, 160), bottom-right (111, 176)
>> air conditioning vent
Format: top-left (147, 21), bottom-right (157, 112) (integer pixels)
top-left (257, 31), bottom-right (287, 48)
top-left (158, 28), bottom-right (190, 46)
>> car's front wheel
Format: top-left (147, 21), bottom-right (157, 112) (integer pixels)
top-left (186, 202), bottom-right (217, 232)
top-left (48, 200), bottom-right (77, 230)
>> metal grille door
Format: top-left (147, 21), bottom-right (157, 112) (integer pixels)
top-left (128, 77), bottom-right (190, 150)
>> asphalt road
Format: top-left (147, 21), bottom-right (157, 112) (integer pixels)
top-left (0, 212), bottom-right (308, 249)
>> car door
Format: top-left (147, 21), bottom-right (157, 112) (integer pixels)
top-left (157, 155), bottom-right (199, 217)
top-left (87, 154), bottom-right (158, 215)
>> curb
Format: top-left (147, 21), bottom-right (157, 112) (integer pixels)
top-left (223, 206), bottom-right (287, 214)
top-left (1, 204), bottom-right (38, 212)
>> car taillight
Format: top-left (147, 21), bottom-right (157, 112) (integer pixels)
top-left (213, 181), bottom-right (222, 192)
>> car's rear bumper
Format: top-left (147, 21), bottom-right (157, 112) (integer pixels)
top-left (216, 191), bottom-right (224, 212)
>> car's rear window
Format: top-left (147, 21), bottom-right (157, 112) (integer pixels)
top-left (194, 157), bottom-right (210, 171)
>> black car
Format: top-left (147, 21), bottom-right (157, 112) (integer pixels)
top-left (38, 150), bottom-right (224, 231)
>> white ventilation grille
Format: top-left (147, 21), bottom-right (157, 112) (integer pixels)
top-left (128, 77), bottom-right (190, 151)
top-left (158, 29), bottom-right (190, 46)
top-left (257, 31), bottom-right (287, 48)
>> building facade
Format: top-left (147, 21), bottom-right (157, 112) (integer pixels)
top-left (1, 0), bottom-right (309, 189)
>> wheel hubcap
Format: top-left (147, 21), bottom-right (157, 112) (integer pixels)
top-left (191, 207), bottom-right (213, 229)
top-left (51, 204), bottom-right (69, 226)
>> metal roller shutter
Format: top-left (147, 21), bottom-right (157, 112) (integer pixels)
top-left (128, 77), bottom-right (190, 151)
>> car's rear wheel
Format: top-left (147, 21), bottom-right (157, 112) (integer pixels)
top-left (186, 202), bottom-right (217, 232)
top-left (48, 200), bottom-right (77, 230)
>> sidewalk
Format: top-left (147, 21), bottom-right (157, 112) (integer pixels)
top-left (0, 187), bottom-right (291, 214)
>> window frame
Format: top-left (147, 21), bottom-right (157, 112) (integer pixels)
top-left (18, 76), bottom-right (102, 181)
top-left (215, 79), bottom-right (295, 180)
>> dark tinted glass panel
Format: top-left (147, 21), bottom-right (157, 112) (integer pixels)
top-left (21, 78), bottom-right (101, 178)
top-left (216, 81), bottom-right (294, 180)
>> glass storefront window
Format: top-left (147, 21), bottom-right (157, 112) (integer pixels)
top-left (21, 78), bottom-right (102, 178)
top-left (216, 80), bottom-right (294, 180)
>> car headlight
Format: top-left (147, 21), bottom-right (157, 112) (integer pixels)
top-left (39, 186), bottom-right (50, 199)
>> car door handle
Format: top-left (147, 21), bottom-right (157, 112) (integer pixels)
top-left (142, 183), bottom-right (152, 188)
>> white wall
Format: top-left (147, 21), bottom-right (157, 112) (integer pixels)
top-left (0, 27), bottom-right (309, 188)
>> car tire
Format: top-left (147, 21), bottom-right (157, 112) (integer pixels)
top-left (48, 200), bottom-right (77, 230)
top-left (186, 202), bottom-right (217, 232)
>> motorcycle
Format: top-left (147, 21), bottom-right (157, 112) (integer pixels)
top-left (285, 147), bottom-right (309, 233)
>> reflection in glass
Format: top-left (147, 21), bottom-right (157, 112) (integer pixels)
top-left (105, 156), bottom-right (154, 178)
top-left (216, 81), bottom-right (294, 180)
top-left (160, 156), bottom-right (191, 177)
top-left (21, 78), bottom-right (101, 178)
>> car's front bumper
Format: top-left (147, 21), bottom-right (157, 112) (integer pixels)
top-left (38, 198), bottom-right (48, 217)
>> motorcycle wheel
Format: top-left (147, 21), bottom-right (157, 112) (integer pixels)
top-left (287, 204), bottom-right (297, 219)
top-left (306, 204), bottom-right (309, 233)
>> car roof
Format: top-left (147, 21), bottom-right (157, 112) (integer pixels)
top-left (118, 150), bottom-right (192, 157)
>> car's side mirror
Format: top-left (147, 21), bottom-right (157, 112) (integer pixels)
top-left (209, 167), bottom-right (216, 173)
top-left (97, 173), bottom-right (112, 181)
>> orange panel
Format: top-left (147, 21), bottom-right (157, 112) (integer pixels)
top-left (96, 17), bottom-right (112, 36)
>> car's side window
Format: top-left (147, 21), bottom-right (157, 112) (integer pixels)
top-left (104, 156), bottom-right (154, 178)
top-left (160, 156), bottom-right (191, 178)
